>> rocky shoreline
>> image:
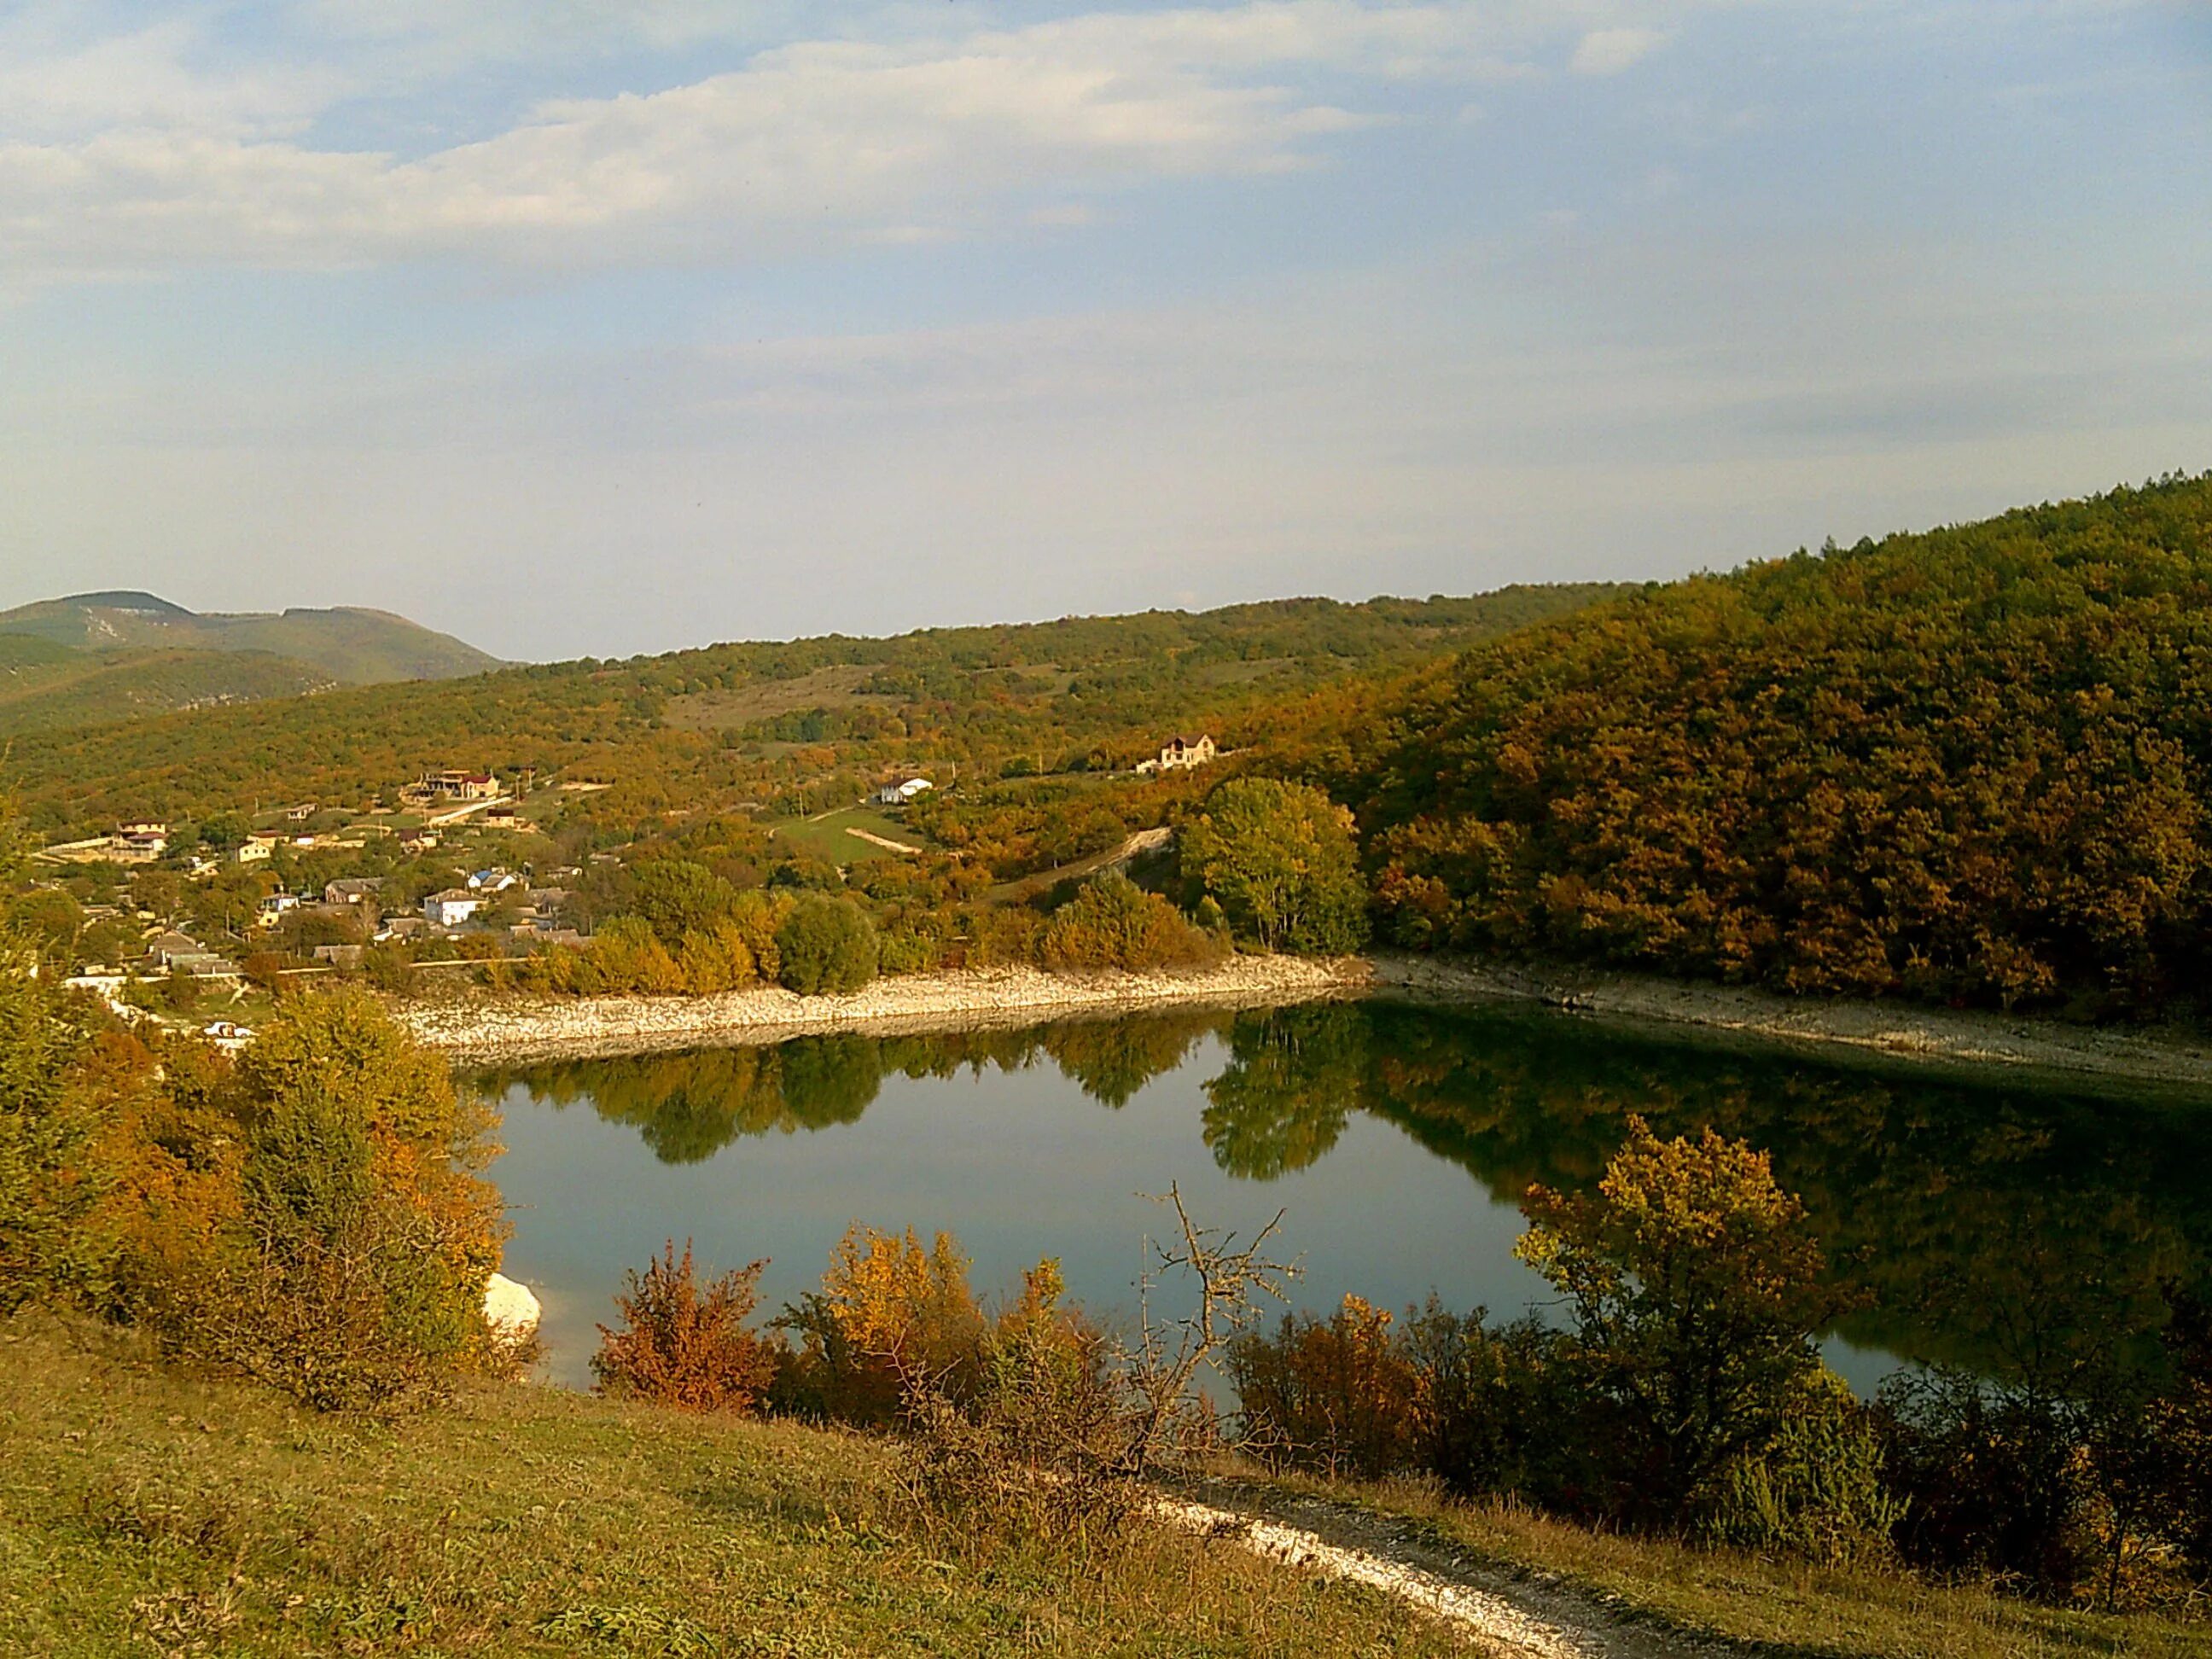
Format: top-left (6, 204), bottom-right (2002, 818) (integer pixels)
top-left (397, 949), bottom-right (2212, 1091)
top-left (1371, 954), bottom-right (2212, 1092)
top-left (397, 955), bottom-right (1373, 1066)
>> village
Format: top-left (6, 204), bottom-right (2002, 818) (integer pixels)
top-left (32, 733), bottom-right (1221, 1040)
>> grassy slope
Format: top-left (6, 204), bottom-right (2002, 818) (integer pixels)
top-left (765, 806), bottom-right (926, 866)
top-left (0, 1318), bottom-right (1459, 1659)
top-left (1244, 1470), bottom-right (2212, 1659)
top-left (6, 1319), bottom-right (2204, 1659)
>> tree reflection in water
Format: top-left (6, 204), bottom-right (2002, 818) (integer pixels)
top-left (484, 998), bottom-right (2212, 1384)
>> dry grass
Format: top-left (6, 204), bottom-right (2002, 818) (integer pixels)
top-left (661, 667), bottom-right (894, 731)
top-left (1239, 1464), bottom-right (2212, 1659)
top-left (0, 1313), bottom-right (1466, 1656)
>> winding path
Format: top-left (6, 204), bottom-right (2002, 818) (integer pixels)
top-left (1155, 1482), bottom-right (1720, 1658)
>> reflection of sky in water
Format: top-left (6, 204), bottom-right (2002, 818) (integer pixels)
top-left (495, 1032), bottom-right (1534, 1390)
top-left (487, 1010), bottom-right (2212, 1403)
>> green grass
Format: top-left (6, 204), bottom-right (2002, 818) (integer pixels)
top-left (764, 806), bottom-right (926, 868)
top-left (0, 1316), bottom-right (1464, 1658)
top-left (1243, 1467), bottom-right (2212, 1659)
top-left (9, 1318), bottom-right (2209, 1657)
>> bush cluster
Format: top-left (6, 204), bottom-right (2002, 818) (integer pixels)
top-left (1, 971), bottom-right (509, 1413)
top-left (1038, 872), bottom-right (1220, 973)
top-left (1226, 1118), bottom-right (2212, 1606)
top-left (591, 1240), bottom-right (778, 1412)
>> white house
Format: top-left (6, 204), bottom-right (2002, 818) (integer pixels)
top-left (423, 889), bottom-right (483, 928)
top-left (113, 822), bottom-right (169, 863)
top-left (1158, 734), bottom-right (1217, 771)
top-left (872, 777), bottom-right (934, 806)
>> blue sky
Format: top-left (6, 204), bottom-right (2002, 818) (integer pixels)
top-left (3, 1), bottom-right (2209, 660)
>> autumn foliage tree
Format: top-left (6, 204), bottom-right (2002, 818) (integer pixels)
top-left (0, 944), bottom-right (120, 1313)
top-left (1516, 1115), bottom-right (1845, 1518)
top-left (125, 990), bottom-right (507, 1410)
top-left (591, 1239), bottom-right (780, 1412)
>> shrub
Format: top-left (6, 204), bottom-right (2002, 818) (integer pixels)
top-left (675, 917), bottom-right (757, 993)
top-left (1704, 1371), bottom-right (1904, 1564)
top-left (591, 1239), bottom-right (781, 1412)
top-left (897, 1264), bottom-right (1133, 1560)
top-left (774, 897), bottom-right (878, 996)
top-left (1180, 777), bottom-right (1368, 953)
top-left (1228, 1295), bottom-right (1420, 1480)
top-left (1398, 1302), bottom-right (1594, 1506)
top-left (583, 917), bottom-right (684, 995)
top-left (358, 940), bottom-right (416, 995)
top-left (1038, 873), bottom-right (1217, 973)
top-left (129, 991), bottom-right (504, 1412)
top-left (1878, 1365), bottom-right (2099, 1601)
top-left (774, 1225), bottom-right (981, 1425)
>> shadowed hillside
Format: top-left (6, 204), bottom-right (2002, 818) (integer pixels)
top-left (0, 591), bottom-right (501, 684)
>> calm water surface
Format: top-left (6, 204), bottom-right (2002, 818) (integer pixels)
top-left (480, 1000), bottom-right (2212, 1392)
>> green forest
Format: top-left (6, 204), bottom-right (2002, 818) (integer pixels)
top-left (36, 473), bottom-right (2212, 1022)
top-left (7, 585), bottom-right (1618, 835)
top-left (1342, 473), bottom-right (2212, 1016)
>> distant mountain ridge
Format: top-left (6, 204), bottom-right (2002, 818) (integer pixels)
top-left (0, 591), bottom-right (502, 684)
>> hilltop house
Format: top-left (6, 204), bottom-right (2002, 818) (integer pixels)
top-left (1137, 734), bottom-right (1217, 775)
top-left (422, 889), bottom-right (483, 928)
top-left (872, 777), bottom-right (934, 806)
top-left (255, 892), bottom-right (300, 925)
top-left (406, 770), bottom-right (498, 804)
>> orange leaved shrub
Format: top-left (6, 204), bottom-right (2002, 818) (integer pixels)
top-left (591, 1238), bottom-right (781, 1412)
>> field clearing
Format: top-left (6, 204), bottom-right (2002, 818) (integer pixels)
top-left (663, 665), bottom-right (897, 730)
top-left (765, 805), bottom-right (928, 865)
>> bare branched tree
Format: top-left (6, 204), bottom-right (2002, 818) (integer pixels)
top-left (1122, 1183), bottom-right (1300, 1473)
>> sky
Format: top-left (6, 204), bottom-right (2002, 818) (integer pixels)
top-left (2, 1), bottom-right (2209, 661)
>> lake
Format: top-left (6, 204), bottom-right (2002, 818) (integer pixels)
top-left (479, 998), bottom-right (2212, 1394)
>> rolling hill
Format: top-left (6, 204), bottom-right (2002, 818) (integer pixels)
top-left (2, 585), bottom-right (1624, 835)
top-left (0, 591), bottom-right (501, 684)
top-left (1342, 471), bottom-right (2212, 1016)
top-left (0, 643), bottom-right (334, 734)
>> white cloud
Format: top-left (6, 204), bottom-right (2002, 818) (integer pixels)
top-left (1569, 26), bottom-right (1667, 74)
top-left (0, 0), bottom-right (1695, 282)
top-left (0, 12), bottom-right (342, 140)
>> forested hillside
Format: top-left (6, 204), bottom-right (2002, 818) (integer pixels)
top-left (9, 585), bottom-right (1619, 835)
top-left (0, 642), bottom-right (333, 733)
top-left (1345, 474), bottom-right (2212, 1016)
